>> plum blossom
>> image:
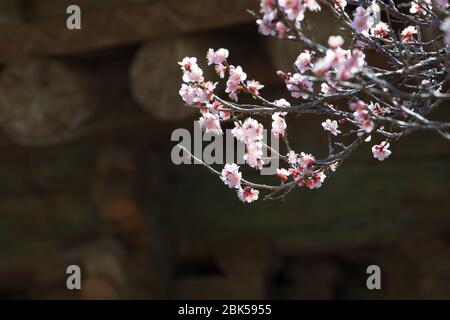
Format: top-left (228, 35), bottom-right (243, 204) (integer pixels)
top-left (322, 119), bottom-right (341, 136)
top-left (219, 110), bottom-right (231, 120)
top-left (276, 168), bottom-right (291, 182)
top-left (287, 150), bottom-right (300, 165)
top-left (207, 48), bottom-right (229, 65)
top-left (440, 18), bottom-right (450, 45)
top-left (313, 47), bottom-right (365, 81)
top-left (352, 100), bottom-right (374, 133)
top-left (179, 84), bottom-right (197, 106)
top-left (299, 171), bottom-right (326, 189)
top-left (350, 6), bottom-right (374, 34)
top-left (286, 73), bottom-right (313, 99)
top-left (329, 162), bottom-right (339, 172)
top-left (306, 0), bottom-right (321, 12)
top-left (178, 57), bottom-right (204, 83)
top-left (246, 80), bottom-right (264, 96)
top-left (175, 0), bottom-right (450, 203)
top-left (321, 83), bottom-right (335, 95)
top-left (328, 35), bottom-right (344, 49)
top-left (198, 112), bottom-right (223, 135)
top-left (226, 65), bottom-right (247, 101)
top-left (370, 22), bottom-right (390, 38)
top-left (299, 152), bottom-right (316, 170)
top-left (274, 98), bottom-right (291, 108)
top-left (238, 186), bottom-right (259, 203)
top-left (244, 141), bottom-right (265, 169)
top-left (256, 7), bottom-right (277, 36)
top-left (232, 118), bottom-right (265, 169)
top-left (232, 118), bottom-right (264, 144)
top-left (221, 163), bottom-right (242, 189)
top-left (229, 65), bottom-right (247, 82)
top-left (260, 0), bottom-right (276, 14)
top-left (332, 0), bottom-right (347, 9)
top-left (278, 0), bottom-right (306, 22)
top-left (272, 113), bottom-right (287, 137)
top-left (295, 50), bottom-right (314, 73)
top-left (335, 49), bottom-right (366, 81)
top-left (312, 49), bottom-right (336, 77)
top-left (372, 142), bottom-right (392, 161)
top-left (401, 26), bottom-right (418, 43)
top-left (257, 17), bottom-right (276, 36)
top-left (410, 0), bottom-right (432, 15)
top-left (179, 82), bottom-right (216, 107)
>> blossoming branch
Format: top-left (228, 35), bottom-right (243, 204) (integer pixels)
top-left (177, 0), bottom-right (450, 203)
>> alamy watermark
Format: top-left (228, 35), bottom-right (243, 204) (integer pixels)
top-left (171, 123), bottom-right (280, 175)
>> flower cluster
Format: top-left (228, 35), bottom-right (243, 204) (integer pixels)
top-left (312, 37), bottom-right (366, 81)
top-left (176, 1), bottom-right (450, 203)
top-left (257, 0), bottom-right (322, 38)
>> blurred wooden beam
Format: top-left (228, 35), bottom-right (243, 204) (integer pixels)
top-left (0, 0), bottom-right (259, 64)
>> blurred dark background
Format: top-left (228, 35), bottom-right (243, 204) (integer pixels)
top-left (0, 0), bottom-right (449, 299)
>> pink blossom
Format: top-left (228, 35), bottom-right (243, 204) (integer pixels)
top-left (440, 18), bottom-right (450, 46)
top-left (229, 65), bottom-right (247, 82)
top-left (198, 112), bottom-right (223, 135)
top-left (256, 8), bottom-right (277, 36)
top-left (207, 48), bottom-right (229, 66)
top-left (372, 142), bottom-right (392, 161)
top-left (276, 168), bottom-right (291, 182)
top-left (299, 171), bottom-right (326, 189)
top-left (299, 152), bottom-right (316, 170)
top-left (332, 0), bottom-right (347, 9)
top-left (335, 49), bottom-right (366, 81)
top-left (178, 57), bottom-right (204, 83)
top-left (321, 119), bottom-right (341, 136)
top-left (312, 50), bottom-right (336, 77)
top-left (257, 16), bottom-right (277, 36)
top-left (221, 163), bottom-right (242, 189)
top-left (295, 50), bottom-right (314, 73)
top-left (215, 64), bottom-right (227, 78)
top-left (246, 80), bottom-right (264, 96)
top-left (274, 98), bottom-right (291, 108)
top-left (329, 162), bottom-right (339, 172)
top-left (232, 118), bottom-right (264, 145)
top-left (179, 84), bottom-right (197, 106)
top-left (278, 0), bottom-right (306, 22)
top-left (286, 73), bottom-right (313, 99)
top-left (197, 81), bottom-right (217, 103)
top-left (350, 7), bottom-right (374, 34)
top-left (410, 0), bottom-right (432, 15)
top-left (370, 22), bottom-right (390, 38)
top-left (260, 0), bottom-right (276, 14)
top-left (244, 142), bottom-right (264, 169)
top-left (287, 151), bottom-right (300, 165)
top-left (226, 65), bottom-right (247, 101)
top-left (328, 35), bottom-right (344, 49)
top-left (306, 0), bottom-right (321, 12)
top-left (238, 186), bottom-right (259, 203)
top-left (219, 110), bottom-right (231, 120)
top-left (289, 166), bottom-right (303, 180)
top-left (272, 113), bottom-right (287, 137)
top-left (320, 83), bottom-right (335, 95)
top-left (401, 26), bottom-right (417, 43)
top-left (353, 107), bottom-right (375, 133)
